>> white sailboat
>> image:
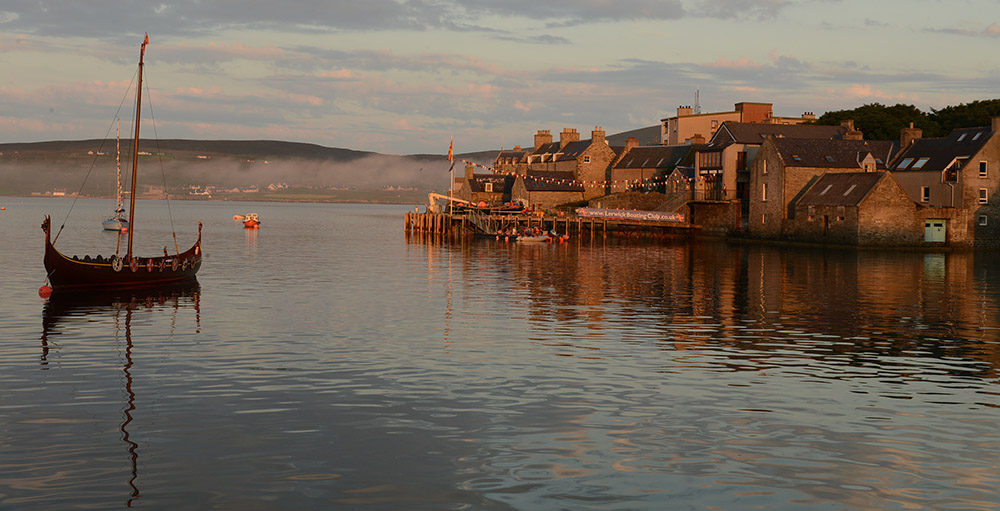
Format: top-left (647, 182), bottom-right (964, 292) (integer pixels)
top-left (102, 120), bottom-right (130, 231)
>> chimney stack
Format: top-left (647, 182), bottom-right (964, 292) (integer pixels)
top-left (534, 129), bottom-right (552, 151)
top-left (591, 126), bottom-right (606, 145)
top-left (624, 136), bottom-right (639, 154)
top-left (993, 116), bottom-right (1000, 133)
top-left (841, 119), bottom-right (864, 140)
top-left (901, 122), bottom-right (923, 148)
top-left (559, 128), bottom-right (579, 149)
top-left (465, 162), bottom-right (474, 181)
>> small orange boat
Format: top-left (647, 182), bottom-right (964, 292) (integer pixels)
top-left (242, 213), bottom-right (260, 229)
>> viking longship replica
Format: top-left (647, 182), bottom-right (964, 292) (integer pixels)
top-left (42, 34), bottom-right (202, 291)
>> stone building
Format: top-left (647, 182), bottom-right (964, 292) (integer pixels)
top-left (525, 127), bottom-right (621, 201)
top-left (694, 121), bottom-right (856, 209)
top-left (748, 137), bottom-right (897, 239)
top-left (511, 171), bottom-right (585, 210)
top-left (611, 141), bottom-right (694, 191)
top-left (494, 146), bottom-right (529, 176)
top-left (783, 172), bottom-right (920, 246)
top-left (456, 162), bottom-right (515, 205)
top-left (889, 118), bottom-right (1000, 246)
top-left (659, 101), bottom-right (817, 146)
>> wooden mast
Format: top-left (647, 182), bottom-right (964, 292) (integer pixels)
top-left (126, 33), bottom-right (148, 262)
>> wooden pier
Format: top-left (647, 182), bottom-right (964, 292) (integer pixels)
top-left (404, 211), bottom-right (700, 241)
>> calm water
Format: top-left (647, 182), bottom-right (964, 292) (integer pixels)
top-left (1, 197), bottom-right (998, 510)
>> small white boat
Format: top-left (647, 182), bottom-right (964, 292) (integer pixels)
top-left (103, 120), bottom-right (129, 232)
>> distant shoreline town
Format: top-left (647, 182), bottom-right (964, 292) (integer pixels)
top-left (446, 100), bottom-right (1000, 248)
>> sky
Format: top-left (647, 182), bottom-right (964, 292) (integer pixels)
top-left (1, 0), bottom-right (998, 156)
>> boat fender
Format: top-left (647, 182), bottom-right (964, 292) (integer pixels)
top-left (182, 259), bottom-right (189, 271)
top-left (147, 259), bottom-right (155, 272)
top-left (112, 256), bottom-right (123, 272)
top-left (129, 257), bottom-right (139, 272)
top-left (171, 259), bottom-right (179, 271)
top-left (38, 285), bottom-right (52, 299)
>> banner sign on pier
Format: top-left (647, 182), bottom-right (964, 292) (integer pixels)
top-left (576, 208), bottom-right (685, 223)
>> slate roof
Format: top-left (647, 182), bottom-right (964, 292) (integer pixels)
top-left (891, 126), bottom-right (993, 172)
top-left (795, 172), bottom-right (887, 207)
top-left (530, 139), bottom-right (612, 162)
top-left (495, 149), bottom-right (528, 162)
top-left (712, 122), bottom-right (847, 146)
top-left (615, 145), bottom-right (693, 170)
top-left (522, 171), bottom-right (585, 192)
top-left (772, 138), bottom-right (897, 169)
top-left (468, 174), bottom-right (515, 193)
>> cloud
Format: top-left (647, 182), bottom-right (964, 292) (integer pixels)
top-left (689, 0), bottom-right (794, 20)
top-left (0, 1), bottom-right (690, 38)
top-left (839, 84), bottom-right (920, 103)
top-left (926, 22), bottom-right (1000, 38)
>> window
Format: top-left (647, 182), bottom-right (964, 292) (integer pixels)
top-left (484, 182), bottom-right (493, 192)
top-left (973, 132), bottom-right (983, 141)
top-left (825, 155), bottom-right (835, 163)
top-left (808, 205), bottom-right (815, 220)
top-left (896, 157), bottom-right (914, 169)
top-left (843, 184), bottom-right (857, 196)
top-left (820, 185), bottom-right (832, 195)
top-left (958, 133), bottom-right (967, 142)
top-left (583, 155), bottom-right (591, 164)
top-left (762, 213), bottom-right (767, 225)
top-left (762, 183), bottom-right (768, 202)
top-left (836, 206), bottom-right (846, 221)
top-left (980, 161), bottom-right (988, 179)
top-left (921, 186), bottom-right (930, 202)
top-left (863, 162), bottom-right (875, 172)
top-left (979, 215), bottom-right (988, 226)
top-left (979, 188), bottom-right (988, 204)
top-left (911, 157), bottom-right (930, 169)
top-left (792, 154), bottom-right (802, 162)
top-left (762, 160), bottom-right (768, 175)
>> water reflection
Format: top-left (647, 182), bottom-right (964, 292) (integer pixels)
top-left (39, 283), bottom-right (201, 507)
top-left (406, 236), bottom-right (1000, 384)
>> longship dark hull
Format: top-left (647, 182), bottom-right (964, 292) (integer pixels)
top-left (43, 216), bottom-right (202, 291)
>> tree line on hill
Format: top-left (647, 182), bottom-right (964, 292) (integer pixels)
top-left (813, 99), bottom-right (1000, 141)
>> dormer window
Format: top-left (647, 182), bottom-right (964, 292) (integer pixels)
top-left (484, 182), bottom-right (493, 193)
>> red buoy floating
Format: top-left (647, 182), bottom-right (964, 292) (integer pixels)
top-left (38, 285), bottom-right (52, 299)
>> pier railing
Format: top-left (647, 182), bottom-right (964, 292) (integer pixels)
top-left (404, 210), bottom-right (700, 241)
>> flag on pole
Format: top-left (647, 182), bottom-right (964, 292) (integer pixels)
top-left (448, 137), bottom-right (455, 172)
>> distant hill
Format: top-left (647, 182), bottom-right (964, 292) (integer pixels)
top-left (607, 125), bottom-right (661, 146)
top-left (0, 139), bottom-right (376, 162)
top-left (0, 129), bottom-right (659, 198)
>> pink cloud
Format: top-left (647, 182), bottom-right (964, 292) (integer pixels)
top-left (321, 69), bottom-right (355, 79)
top-left (840, 84), bottom-right (919, 103)
top-left (707, 56), bottom-right (760, 70)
